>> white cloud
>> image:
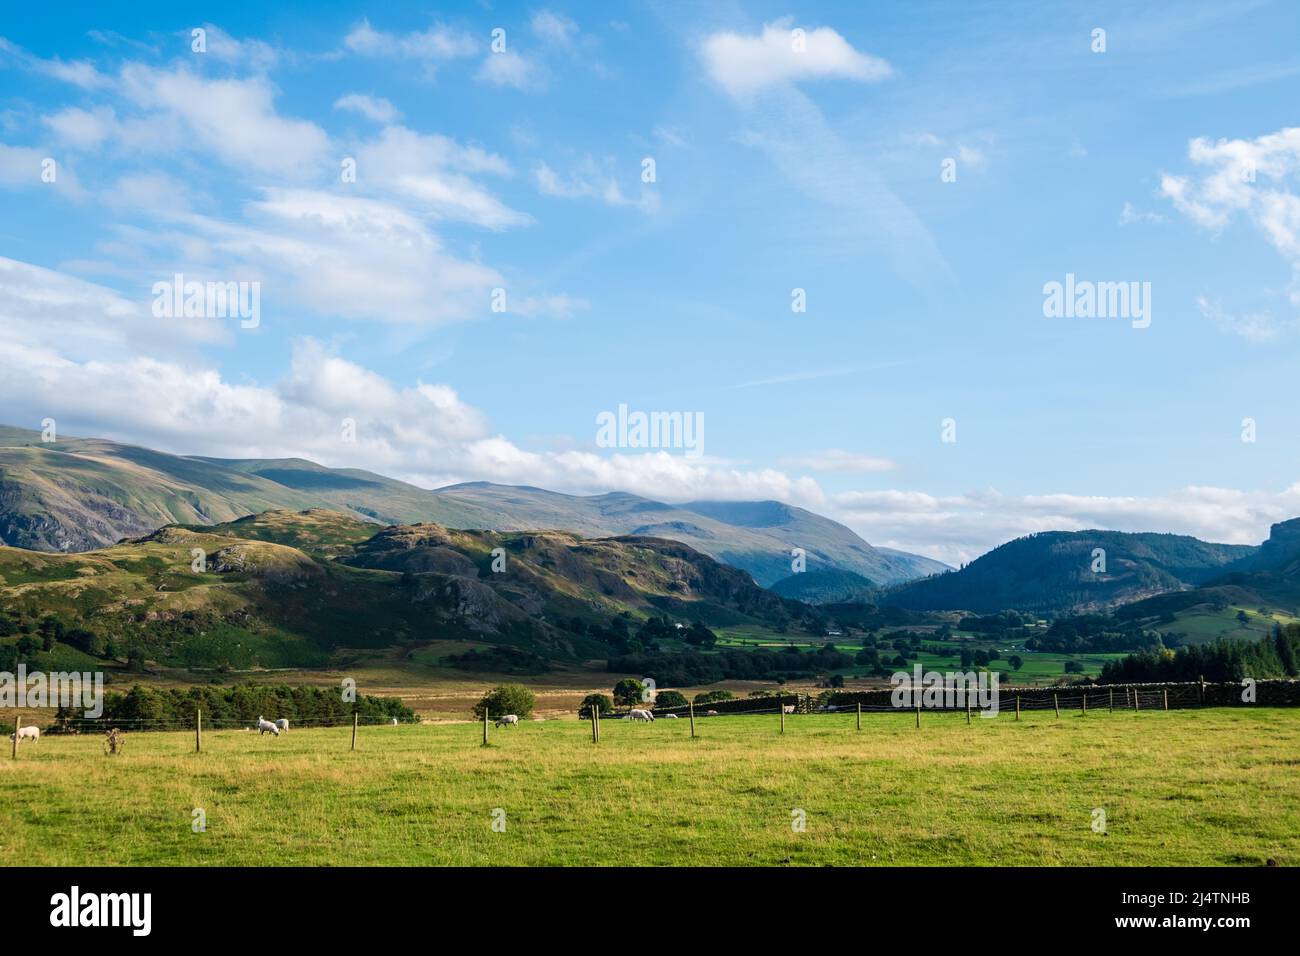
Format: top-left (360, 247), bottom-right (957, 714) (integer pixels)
top-left (41, 105), bottom-right (120, 149)
top-left (356, 125), bottom-right (527, 229)
top-left (333, 93), bottom-right (400, 124)
top-left (0, 37), bottom-right (110, 90)
top-left (0, 256), bottom-right (225, 362)
top-left (701, 19), bottom-right (891, 99)
top-left (477, 49), bottom-right (547, 91)
top-left (7, 257), bottom-right (1299, 563)
top-left (1197, 297), bottom-right (1295, 343)
top-left (532, 11), bottom-right (578, 49)
top-left (779, 450), bottom-right (896, 473)
top-left (533, 157), bottom-right (657, 211)
top-left (653, 125), bottom-right (688, 148)
top-left (343, 20), bottom-right (476, 62)
top-left (833, 485), bottom-right (1300, 566)
top-left (1119, 200), bottom-right (1165, 225)
top-left (225, 188), bottom-right (505, 324)
top-left (0, 142), bottom-right (52, 187)
top-left (1161, 126), bottom-right (1300, 307)
top-left (957, 144), bottom-right (986, 169)
top-left (118, 64), bottom-right (330, 175)
top-left (194, 23), bottom-right (279, 72)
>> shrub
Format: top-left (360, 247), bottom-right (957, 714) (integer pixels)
top-left (473, 684), bottom-right (536, 720)
top-left (654, 690), bottom-right (688, 709)
top-left (693, 689), bottom-right (733, 705)
top-left (578, 693), bottom-right (612, 719)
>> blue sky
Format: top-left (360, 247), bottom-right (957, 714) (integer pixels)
top-left (2, 0), bottom-right (1300, 563)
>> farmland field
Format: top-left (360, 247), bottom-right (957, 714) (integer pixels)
top-left (1, 708), bottom-right (1296, 866)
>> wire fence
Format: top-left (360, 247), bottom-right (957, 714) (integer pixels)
top-left (6, 680), bottom-right (1294, 755)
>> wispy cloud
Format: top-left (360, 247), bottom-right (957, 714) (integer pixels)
top-left (779, 450), bottom-right (897, 473)
top-left (700, 19), bottom-right (891, 99)
top-left (333, 93), bottom-right (400, 124)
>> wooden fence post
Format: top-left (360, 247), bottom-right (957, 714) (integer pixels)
top-left (689, 700), bottom-right (696, 739)
top-left (595, 705), bottom-right (600, 743)
top-left (779, 695), bottom-right (785, 734)
top-left (856, 701), bottom-right (861, 731)
top-left (1198, 675), bottom-right (1205, 706)
top-left (195, 709), bottom-right (202, 753)
top-left (966, 696), bottom-right (972, 724)
top-left (915, 703), bottom-right (920, 729)
top-left (481, 709), bottom-right (488, 747)
top-left (1109, 688), bottom-right (1114, 713)
top-left (1015, 696), bottom-right (1020, 721)
top-left (1134, 688), bottom-right (1140, 711)
top-left (353, 712), bottom-right (360, 751)
top-left (1081, 693), bottom-right (1087, 715)
top-left (590, 705), bottom-right (598, 744)
top-left (11, 715), bottom-right (18, 760)
top-left (1163, 689), bottom-right (1169, 711)
top-left (1053, 693), bottom-right (1060, 719)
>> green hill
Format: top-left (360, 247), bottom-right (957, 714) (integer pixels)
top-left (882, 530), bottom-right (1256, 614)
top-left (769, 568), bottom-right (878, 604)
top-left (0, 509), bottom-right (821, 670)
top-left (1109, 518), bottom-right (1300, 639)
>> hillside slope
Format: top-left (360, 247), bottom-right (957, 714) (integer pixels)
top-left (882, 530), bottom-right (1256, 614)
top-left (1116, 517), bottom-right (1300, 622)
top-left (0, 509), bottom-right (822, 670)
top-left (769, 568), bottom-right (878, 604)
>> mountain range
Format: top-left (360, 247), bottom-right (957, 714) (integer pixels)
top-left (881, 530), bottom-right (1258, 614)
top-left (0, 425), bottom-right (947, 586)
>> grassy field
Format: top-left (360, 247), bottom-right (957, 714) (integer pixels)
top-left (1, 708), bottom-right (1296, 866)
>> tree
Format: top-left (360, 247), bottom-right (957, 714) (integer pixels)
top-left (39, 616), bottom-right (64, 651)
top-left (655, 690), bottom-right (688, 709)
top-left (473, 684), bottom-right (536, 720)
top-left (578, 693), bottom-right (612, 719)
top-left (1274, 625), bottom-right (1298, 676)
top-left (612, 678), bottom-right (646, 706)
top-left (1008, 654), bottom-right (1024, 671)
top-left (1237, 610), bottom-right (1251, 626)
top-left (684, 621), bottom-right (717, 648)
top-left (1064, 660), bottom-right (1085, 674)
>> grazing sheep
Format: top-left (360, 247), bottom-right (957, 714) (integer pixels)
top-left (663, 713), bottom-right (678, 719)
top-left (628, 709), bottom-right (654, 722)
top-left (494, 714), bottom-right (519, 728)
top-left (706, 710), bottom-right (719, 716)
top-left (275, 718), bottom-right (289, 733)
top-left (390, 717), bottom-right (399, 726)
top-left (256, 716), bottom-right (280, 736)
top-left (782, 704), bottom-right (795, 714)
top-left (8, 726), bottom-right (39, 744)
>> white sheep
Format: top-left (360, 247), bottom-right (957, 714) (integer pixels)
top-left (256, 716), bottom-right (280, 736)
top-left (706, 710), bottom-right (719, 716)
top-left (275, 718), bottom-right (289, 733)
top-left (494, 714), bottom-right (519, 728)
top-left (663, 713), bottom-right (678, 719)
top-left (8, 726), bottom-right (39, 744)
top-left (628, 709), bottom-right (654, 722)
top-left (782, 704), bottom-right (795, 714)
top-left (390, 717), bottom-right (398, 726)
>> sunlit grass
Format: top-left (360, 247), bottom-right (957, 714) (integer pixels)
top-left (1, 708), bottom-right (1295, 866)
